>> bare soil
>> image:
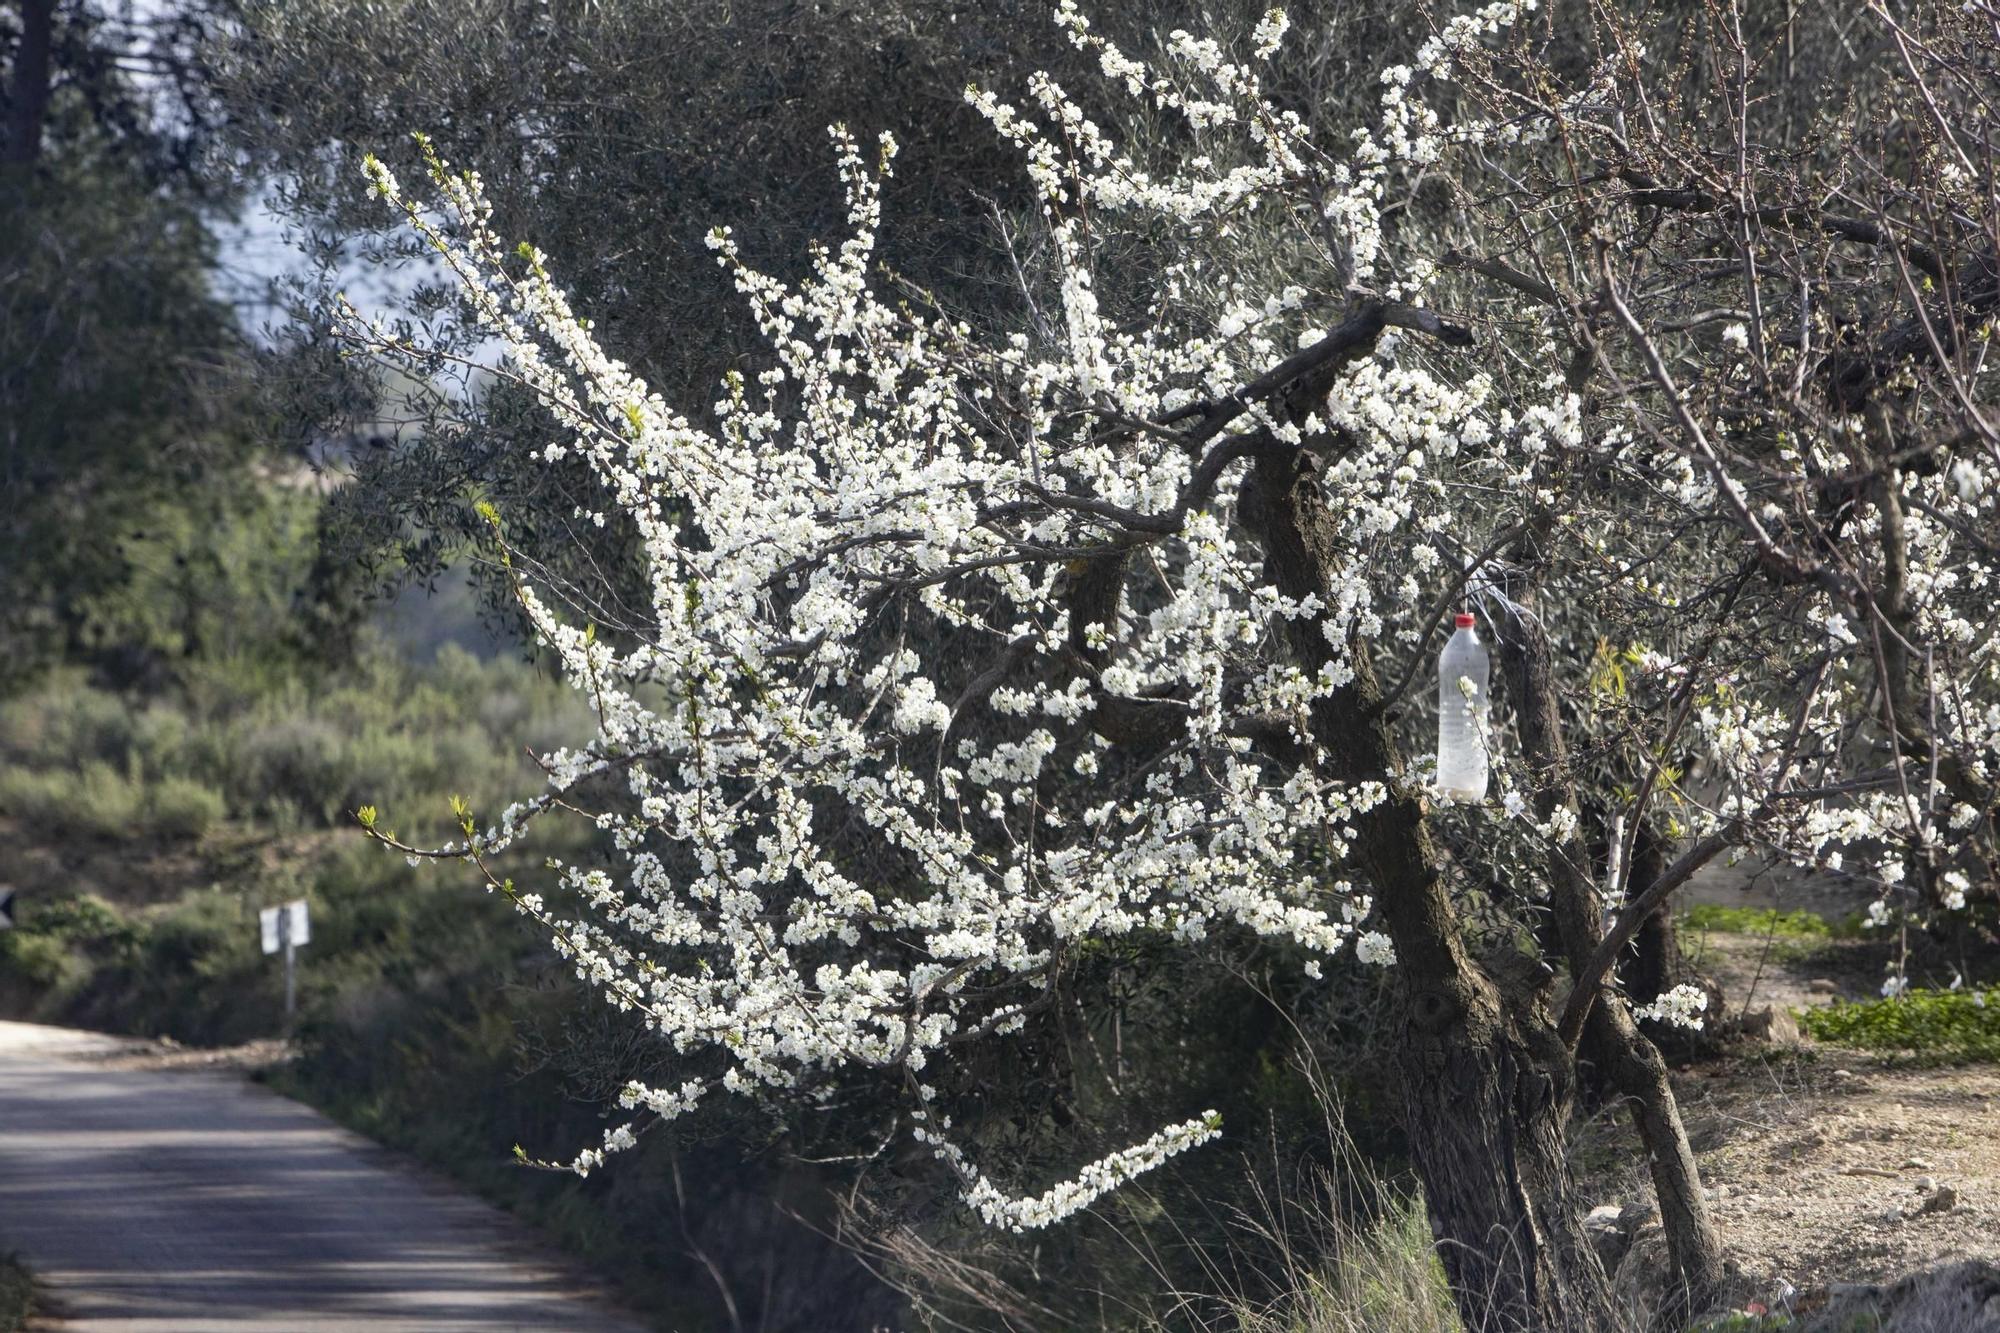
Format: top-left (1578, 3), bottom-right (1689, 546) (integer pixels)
top-left (1691, 1056), bottom-right (1994, 1299)
top-left (1577, 1044), bottom-right (2000, 1316)
top-left (1576, 852), bottom-right (2000, 1316)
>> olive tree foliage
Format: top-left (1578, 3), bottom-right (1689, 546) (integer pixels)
top-left (2, 0), bottom-right (269, 685)
top-left (346, 0), bottom-right (2000, 1325)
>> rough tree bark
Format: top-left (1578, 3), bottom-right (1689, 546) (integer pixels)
top-left (1245, 441), bottom-right (1618, 1332)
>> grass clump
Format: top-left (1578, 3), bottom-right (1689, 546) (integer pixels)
top-left (1798, 988), bottom-right (2000, 1063)
top-left (1242, 1195), bottom-right (1462, 1333)
top-left (1681, 905), bottom-right (1833, 940)
top-left (1154, 1117), bottom-right (1463, 1333)
top-left (1165, 1187), bottom-right (1461, 1333)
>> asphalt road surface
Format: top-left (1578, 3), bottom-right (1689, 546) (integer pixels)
top-left (0, 1020), bottom-right (650, 1331)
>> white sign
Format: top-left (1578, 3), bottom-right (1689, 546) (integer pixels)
top-left (259, 900), bottom-right (309, 954)
top-left (259, 898), bottom-right (311, 1019)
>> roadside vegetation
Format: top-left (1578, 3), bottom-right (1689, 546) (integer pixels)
top-left (0, 1254), bottom-right (37, 1333)
top-left (0, 482), bottom-right (589, 1042)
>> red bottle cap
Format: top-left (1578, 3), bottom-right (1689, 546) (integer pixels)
top-left (1454, 613), bottom-right (1476, 628)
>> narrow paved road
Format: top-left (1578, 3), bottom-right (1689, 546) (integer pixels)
top-left (0, 1021), bottom-right (651, 1331)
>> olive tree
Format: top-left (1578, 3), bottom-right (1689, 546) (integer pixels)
top-left (349, 2), bottom-right (2000, 1328)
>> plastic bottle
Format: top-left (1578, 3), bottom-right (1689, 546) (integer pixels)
top-left (1436, 612), bottom-right (1491, 802)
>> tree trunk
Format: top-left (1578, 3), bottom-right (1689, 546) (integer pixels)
top-left (1494, 585), bottom-right (1726, 1317)
top-left (1397, 955), bottom-right (1618, 1330)
top-left (1585, 1006), bottom-right (1718, 1309)
top-left (1625, 901), bottom-right (1678, 1008)
top-left (1247, 442), bottom-right (1618, 1332)
top-left (4, 0), bottom-right (56, 168)
top-left (1622, 826), bottom-right (1725, 1060)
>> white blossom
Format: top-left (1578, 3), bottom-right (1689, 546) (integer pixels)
top-left (1631, 984), bottom-right (1708, 1031)
top-left (339, 0), bottom-right (2000, 1233)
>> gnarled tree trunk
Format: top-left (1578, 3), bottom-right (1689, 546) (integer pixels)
top-left (1248, 442), bottom-right (1618, 1332)
top-left (1390, 898), bottom-right (1619, 1330)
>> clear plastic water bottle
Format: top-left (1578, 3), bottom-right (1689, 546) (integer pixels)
top-left (1436, 612), bottom-right (1491, 802)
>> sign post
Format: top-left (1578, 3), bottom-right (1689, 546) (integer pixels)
top-left (258, 899), bottom-right (310, 1019)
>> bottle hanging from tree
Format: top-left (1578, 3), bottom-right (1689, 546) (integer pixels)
top-left (1436, 612), bottom-right (1490, 802)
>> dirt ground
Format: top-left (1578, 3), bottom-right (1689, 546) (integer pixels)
top-left (1576, 854), bottom-right (2000, 1316)
top-left (1678, 1056), bottom-right (1993, 1300)
top-left (1575, 1028), bottom-right (2000, 1318)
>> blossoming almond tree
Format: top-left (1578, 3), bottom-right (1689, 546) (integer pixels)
top-left (345, 2), bottom-right (1999, 1328)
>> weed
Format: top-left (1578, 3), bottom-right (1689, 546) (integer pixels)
top-left (1681, 906), bottom-right (1835, 940)
top-left (1798, 989), bottom-right (2000, 1063)
top-left (1686, 1313), bottom-right (1797, 1332)
top-left (1245, 1194), bottom-right (1462, 1333)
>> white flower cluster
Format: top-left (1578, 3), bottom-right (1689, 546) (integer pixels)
top-left (1630, 984), bottom-right (1709, 1032)
top-left (343, 0), bottom-right (2000, 1230)
top-left (946, 1111), bottom-right (1222, 1230)
top-left (355, 80), bottom-right (1426, 1217)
